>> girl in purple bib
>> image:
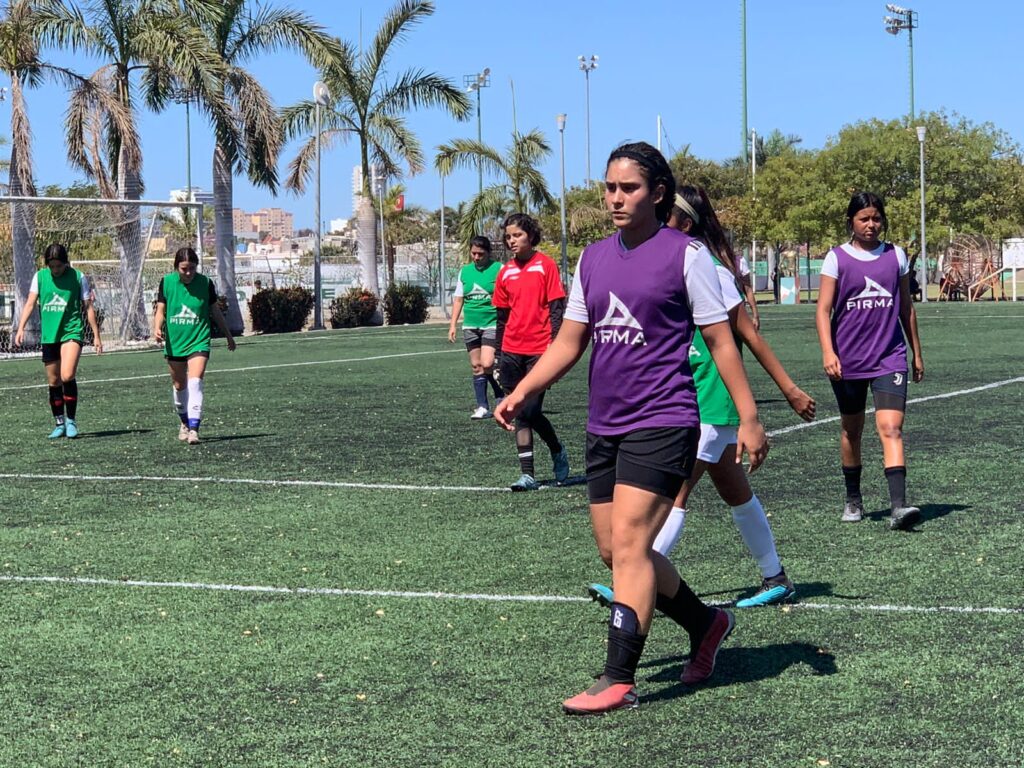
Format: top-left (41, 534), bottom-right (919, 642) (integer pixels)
top-left (495, 143), bottom-right (768, 715)
top-left (816, 192), bottom-right (924, 530)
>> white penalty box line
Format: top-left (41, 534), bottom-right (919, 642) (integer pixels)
top-left (1, 574), bottom-right (1021, 616)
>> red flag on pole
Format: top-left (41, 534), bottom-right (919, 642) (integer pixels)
top-left (394, 194), bottom-right (405, 212)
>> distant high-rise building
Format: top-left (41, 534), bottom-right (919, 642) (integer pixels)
top-left (249, 208), bottom-right (294, 239)
top-left (351, 165), bottom-right (363, 216)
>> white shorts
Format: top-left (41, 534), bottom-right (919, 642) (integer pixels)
top-left (696, 423), bottom-right (738, 463)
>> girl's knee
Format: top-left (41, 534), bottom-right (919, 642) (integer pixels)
top-left (877, 421), bottom-right (903, 441)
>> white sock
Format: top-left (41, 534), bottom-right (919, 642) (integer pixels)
top-left (653, 507), bottom-right (686, 556)
top-left (173, 386), bottom-right (188, 424)
top-left (730, 495), bottom-right (782, 578)
top-left (186, 377), bottom-right (204, 430)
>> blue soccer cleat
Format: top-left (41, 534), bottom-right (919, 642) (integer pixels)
top-left (553, 447), bottom-right (570, 485)
top-left (64, 418), bottom-right (79, 439)
top-left (48, 423), bottom-right (66, 439)
top-left (735, 572), bottom-right (796, 608)
top-left (510, 473), bottom-right (539, 492)
top-left (587, 583), bottom-right (614, 608)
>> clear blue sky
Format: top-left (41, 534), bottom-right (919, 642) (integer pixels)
top-left (14, 0), bottom-right (1024, 229)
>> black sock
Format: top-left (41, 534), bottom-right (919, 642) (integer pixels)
top-left (603, 603), bottom-right (646, 684)
top-left (885, 466), bottom-right (907, 509)
top-left (842, 465), bottom-right (863, 504)
top-left (472, 375), bottom-right (488, 409)
top-left (515, 427), bottom-right (535, 477)
top-left (656, 581), bottom-right (713, 651)
top-left (62, 379), bottom-right (78, 420)
top-left (487, 373), bottom-right (502, 399)
top-left (48, 385), bottom-right (65, 424)
top-left (532, 414), bottom-right (561, 454)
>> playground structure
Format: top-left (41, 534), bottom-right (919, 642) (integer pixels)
top-left (939, 234), bottom-right (1007, 301)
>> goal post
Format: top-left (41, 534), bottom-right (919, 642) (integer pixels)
top-left (0, 195), bottom-right (205, 354)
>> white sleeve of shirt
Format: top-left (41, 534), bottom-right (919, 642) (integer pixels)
top-left (453, 272), bottom-right (465, 298)
top-left (685, 243), bottom-right (730, 326)
top-left (738, 255), bottom-right (751, 278)
top-left (894, 245), bottom-right (910, 276)
top-left (820, 250), bottom-right (839, 279)
top-left (80, 274), bottom-right (91, 300)
top-left (29, 272), bottom-right (39, 295)
top-left (716, 265), bottom-right (744, 312)
top-left (565, 252), bottom-right (589, 323)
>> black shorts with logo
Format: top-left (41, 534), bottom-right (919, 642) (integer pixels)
top-left (498, 352), bottom-right (541, 395)
top-left (586, 426), bottom-right (699, 503)
top-left (41, 339), bottom-right (82, 364)
top-left (831, 371), bottom-right (908, 415)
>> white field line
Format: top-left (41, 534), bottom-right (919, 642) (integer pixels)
top-left (1, 574), bottom-right (1021, 615)
top-left (2, 376), bottom-right (1021, 494)
top-left (767, 375), bottom-right (1024, 437)
top-left (0, 348), bottom-right (461, 392)
top-left (0, 473), bottom-right (509, 493)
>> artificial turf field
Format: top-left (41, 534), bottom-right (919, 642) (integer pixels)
top-left (1, 303), bottom-right (1022, 767)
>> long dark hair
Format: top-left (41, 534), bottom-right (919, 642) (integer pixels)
top-left (174, 247), bottom-right (199, 268)
top-left (675, 185), bottom-right (740, 282)
top-left (846, 191), bottom-right (889, 240)
top-left (606, 141), bottom-right (676, 223)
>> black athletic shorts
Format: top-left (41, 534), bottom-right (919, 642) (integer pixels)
top-left (498, 352), bottom-right (541, 395)
top-left (165, 350), bottom-right (211, 363)
top-left (463, 327), bottom-right (497, 351)
top-left (41, 339), bottom-right (82, 364)
top-left (831, 371), bottom-right (908, 415)
top-left (586, 426), bottom-right (699, 503)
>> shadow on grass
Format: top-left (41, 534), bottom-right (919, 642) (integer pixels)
top-left (78, 429), bottom-right (155, 439)
top-left (638, 642), bottom-right (838, 704)
top-left (865, 503), bottom-right (970, 528)
top-left (539, 475), bottom-right (587, 489)
top-left (195, 433), bottom-right (275, 443)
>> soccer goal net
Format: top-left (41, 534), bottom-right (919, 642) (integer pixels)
top-left (0, 196), bottom-right (205, 355)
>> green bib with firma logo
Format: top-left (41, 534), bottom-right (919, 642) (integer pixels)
top-left (37, 267), bottom-right (85, 344)
top-left (162, 272), bottom-right (213, 357)
top-left (458, 260), bottom-right (501, 329)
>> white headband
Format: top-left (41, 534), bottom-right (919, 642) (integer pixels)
top-left (674, 193), bottom-right (701, 225)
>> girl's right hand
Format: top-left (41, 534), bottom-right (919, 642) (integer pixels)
top-left (822, 352), bottom-right (842, 380)
top-left (736, 418), bottom-right (769, 473)
top-left (447, 326), bottom-right (456, 343)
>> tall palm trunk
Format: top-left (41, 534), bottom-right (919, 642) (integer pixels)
top-left (356, 195), bottom-right (380, 297)
top-left (213, 144), bottom-right (243, 333)
top-left (116, 142), bottom-right (148, 340)
top-left (9, 75), bottom-right (37, 345)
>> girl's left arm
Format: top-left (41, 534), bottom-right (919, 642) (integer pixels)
top-left (898, 274), bottom-right (923, 382)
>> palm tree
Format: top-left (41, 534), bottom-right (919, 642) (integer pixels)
top-left (283, 0), bottom-right (470, 298)
top-left (181, 0), bottom-right (341, 334)
top-left (434, 129), bottom-right (555, 244)
top-left (61, 0), bottom-right (230, 339)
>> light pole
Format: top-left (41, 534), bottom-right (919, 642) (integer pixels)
top-left (171, 88), bottom-right (195, 202)
top-left (464, 68), bottom-right (491, 197)
top-left (312, 80), bottom-right (330, 329)
top-left (741, 0), bottom-right (748, 165)
top-left (750, 127), bottom-right (757, 293)
top-left (916, 125), bottom-right (928, 302)
top-left (578, 54), bottom-right (598, 185)
top-left (884, 4), bottom-right (919, 120)
top-left (557, 114), bottom-right (568, 286)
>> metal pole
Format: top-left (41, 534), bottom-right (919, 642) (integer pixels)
top-left (741, 0), bottom-right (748, 165)
top-left (584, 69), bottom-right (591, 186)
top-left (184, 98), bottom-right (192, 202)
top-left (313, 101), bottom-right (323, 329)
top-left (558, 115), bottom-right (568, 287)
top-left (476, 86), bottom-right (483, 197)
top-left (907, 20), bottom-right (915, 120)
top-left (378, 172), bottom-right (386, 294)
top-left (751, 127), bottom-right (757, 294)
top-left (439, 173), bottom-right (447, 316)
top-left (917, 125), bottom-right (928, 302)
top-left (656, 114), bottom-right (661, 153)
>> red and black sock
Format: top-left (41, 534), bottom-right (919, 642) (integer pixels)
top-left (62, 379), bottom-right (78, 420)
top-left (48, 385), bottom-right (65, 424)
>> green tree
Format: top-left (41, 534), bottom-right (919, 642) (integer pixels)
top-left (435, 129), bottom-right (555, 244)
top-left (283, 0), bottom-right (471, 298)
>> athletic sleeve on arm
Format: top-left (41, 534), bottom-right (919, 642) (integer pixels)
top-left (565, 256), bottom-right (588, 323)
top-left (492, 267), bottom-right (509, 309)
top-left (79, 275), bottom-right (91, 300)
top-left (684, 244), bottom-right (729, 325)
top-left (453, 271), bottom-right (465, 298)
top-left (156, 277), bottom-right (167, 305)
top-left (895, 245), bottom-right (910, 276)
top-left (29, 272), bottom-right (39, 295)
top-left (820, 250), bottom-right (839, 279)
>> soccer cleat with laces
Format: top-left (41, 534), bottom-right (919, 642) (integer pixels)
top-left (470, 406), bottom-right (491, 420)
top-left (48, 423), bottom-right (66, 439)
top-left (890, 506), bottom-right (921, 531)
top-left (178, 423), bottom-right (190, 441)
top-left (841, 500), bottom-right (864, 522)
top-left (552, 447), bottom-right (570, 484)
top-left (509, 473), bottom-right (539, 492)
top-left (735, 572), bottom-right (796, 608)
top-left (562, 678), bottom-right (638, 715)
top-left (64, 419), bottom-right (78, 439)
top-left (680, 608), bottom-right (734, 685)
top-left (587, 583), bottom-right (614, 608)
top-left (186, 429), bottom-right (200, 445)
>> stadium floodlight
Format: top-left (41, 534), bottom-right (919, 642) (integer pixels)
top-left (882, 4), bottom-right (919, 118)
top-left (886, 3), bottom-right (908, 13)
top-left (578, 55), bottom-right (598, 185)
top-left (463, 68), bottom-right (491, 196)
